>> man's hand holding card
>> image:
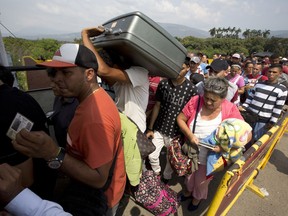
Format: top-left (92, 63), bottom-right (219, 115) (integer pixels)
top-left (6, 113), bottom-right (34, 140)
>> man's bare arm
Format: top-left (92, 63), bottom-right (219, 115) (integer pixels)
top-left (81, 27), bottom-right (131, 85)
top-left (12, 129), bottom-right (111, 189)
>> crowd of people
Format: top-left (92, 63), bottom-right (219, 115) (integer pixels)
top-left (1, 28), bottom-right (288, 215)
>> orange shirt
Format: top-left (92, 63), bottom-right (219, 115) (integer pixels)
top-left (67, 87), bottom-right (126, 208)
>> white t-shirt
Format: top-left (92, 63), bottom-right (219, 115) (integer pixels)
top-left (113, 66), bottom-right (149, 132)
top-left (189, 110), bottom-right (222, 165)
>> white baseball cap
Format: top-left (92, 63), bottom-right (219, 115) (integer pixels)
top-left (37, 43), bottom-right (98, 70)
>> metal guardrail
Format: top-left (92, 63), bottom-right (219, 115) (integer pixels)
top-left (3, 65), bottom-right (52, 93)
top-left (206, 111), bottom-right (288, 216)
top-left (2, 65), bottom-right (54, 112)
top-left (4, 65), bottom-right (46, 71)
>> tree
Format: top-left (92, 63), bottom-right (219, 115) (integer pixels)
top-left (242, 29), bottom-right (251, 39)
top-left (209, 27), bottom-right (216, 37)
top-left (216, 27), bottom-right (223, 38)
top-left (244, 37), bottom-right (267, 54)
top-left (4, 32), bottom-right (288, 75)
top-left (262, 30), bottom-right (270, 38)
top-left (227, 27), bottom-right (232, 36)
top-left (265, 37), bottom-right (288, 56)
top-left (235, 28), bottom-right (242, 39)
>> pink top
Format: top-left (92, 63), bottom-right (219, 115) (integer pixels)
top-left (182, 95), bottom-right (243, 127)
top-left (227, 74), bottom-right (245, 88)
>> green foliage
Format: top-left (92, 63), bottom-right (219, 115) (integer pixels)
top-left (3, 37), bottom-right (61, 65)
top-left (178, 35), bottom-right (287, 58)
top-left (209, 27), bottom-right (270, 39)
top-left (16, 71), bottom-right (28, 91)
top-left (73, 38), bottom-right (83, 44)
top-left (264, 37), bottom-right (288, 56)
top-left (243, 37), bottom-right (267, 54)
top-left (31, 39), bottom-right (61, 60)
top-left (3, 37), bottom-right (61, 90)
top-left (179, 37), bottom-right (248, 57)
top-left (209, 27), bottom-right (242, 39)
top-left (3, 34), bottom-right (288, 71)
top-left (242, 29), bottom-right (270, 39)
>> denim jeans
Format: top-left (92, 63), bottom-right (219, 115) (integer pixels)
top-left (253, 122), bottom-right (267, 141)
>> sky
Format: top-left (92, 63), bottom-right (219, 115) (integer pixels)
top-left (1, 0), bottom-right (288, 37)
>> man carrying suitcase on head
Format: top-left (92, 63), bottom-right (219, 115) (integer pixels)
top-left (82, 27), bottom-right (149, 133)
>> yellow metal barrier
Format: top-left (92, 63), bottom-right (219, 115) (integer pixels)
top-left (206, 115), bottom-right (288, 216)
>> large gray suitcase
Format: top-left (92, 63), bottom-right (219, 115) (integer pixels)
top-left (92, 11), bottom-right (187, 78)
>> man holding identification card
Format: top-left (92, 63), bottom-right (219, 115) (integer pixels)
top-left (11, 44), bottom-right (126, 216)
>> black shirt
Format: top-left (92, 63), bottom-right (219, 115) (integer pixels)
top-left (50, 96), bottom-right (78, 147)
top-left (154, 79), bottom-right (198, 137)
top-left (0, 84), bottom-right (48, 165)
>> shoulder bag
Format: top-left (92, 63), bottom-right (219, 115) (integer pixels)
top-left (168, 95), bottom-right (201, 176)
top-left (241, 84), bottom-right (279, 127)
top-left (120, 112), bottom-right (156, 159)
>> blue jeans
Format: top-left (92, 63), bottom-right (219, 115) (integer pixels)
top-left (253, 122), bottom-right (267, 141)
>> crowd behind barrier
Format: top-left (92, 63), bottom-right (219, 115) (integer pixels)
top-left (1, 43), bottom-right (288, 216)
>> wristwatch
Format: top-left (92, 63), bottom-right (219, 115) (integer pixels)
top-left (47, 147), bottom-right (66, 169)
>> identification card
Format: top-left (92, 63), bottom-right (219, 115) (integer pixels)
top-left (6, 113), bottom-right (34, 140)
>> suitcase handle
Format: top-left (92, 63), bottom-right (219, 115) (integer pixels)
top-left (104, 28), bottom-right (122, 36)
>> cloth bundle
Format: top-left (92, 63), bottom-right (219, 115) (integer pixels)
top-left (203, 118), bottom-right (252, 176)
